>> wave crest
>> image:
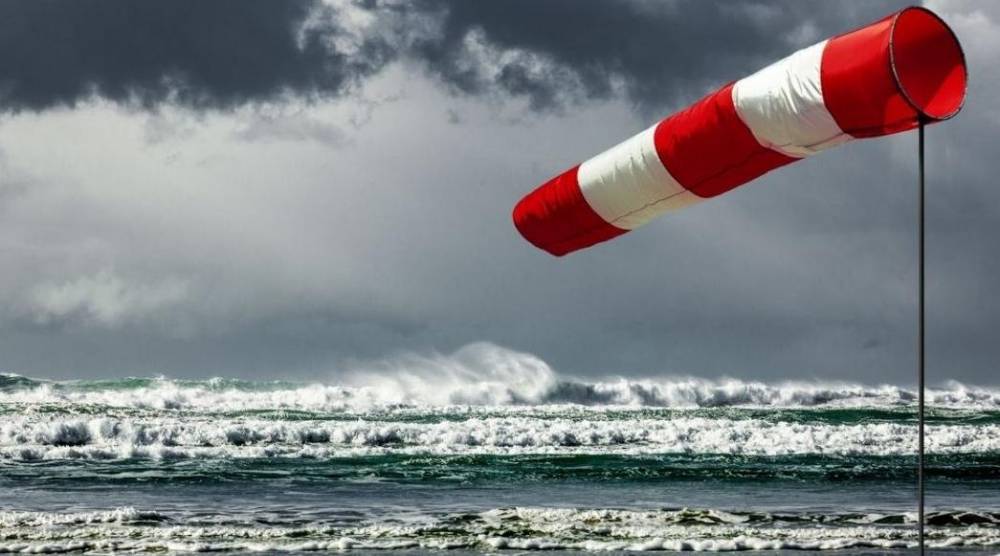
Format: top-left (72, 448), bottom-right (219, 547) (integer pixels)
top-left (2, 343), bottom-right (999, 410)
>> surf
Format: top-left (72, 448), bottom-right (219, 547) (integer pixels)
top-left (3, 344), bottom-right (1000, 411)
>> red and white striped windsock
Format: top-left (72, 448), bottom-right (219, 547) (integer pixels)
top-left (512, 7), bottom-right (967, 256)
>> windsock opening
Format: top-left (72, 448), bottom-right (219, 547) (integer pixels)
top-left (890, 7), bottom-right (967, 121)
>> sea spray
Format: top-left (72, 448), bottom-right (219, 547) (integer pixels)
top-left (2, 343), bottom-right (1000, 410)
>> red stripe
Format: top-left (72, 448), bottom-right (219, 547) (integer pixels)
top-left (653, 83), bottom-right (796, 199)
top-left (512, 165), bottom-right (627, 257)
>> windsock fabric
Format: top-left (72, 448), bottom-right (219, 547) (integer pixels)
top-left (513, 7), bottom-right (967, 256)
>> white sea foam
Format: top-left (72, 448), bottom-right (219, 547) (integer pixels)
top-left (0, 507), bottom-right (168, 528)
top-left (0, 507), bottom-right (997, 553)
top-left (2, 343), bottom-right (999, 411)
top-left (0, 412), bottom-right (995, 461)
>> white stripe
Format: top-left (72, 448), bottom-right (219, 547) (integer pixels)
top-left (577, 125), bottom-right (700, 230)
top-left (733, 40), bottom-right (850, 157)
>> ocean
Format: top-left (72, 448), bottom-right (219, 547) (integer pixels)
top-left (2, 346), bottom-right (999, 554)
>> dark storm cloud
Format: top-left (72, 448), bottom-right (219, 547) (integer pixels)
top-left (412, 0), bottom-right (907, 112)
top-left (0, 0), bottom-right (908, 114)
top-left (0, 0), bottom-right (398, 111)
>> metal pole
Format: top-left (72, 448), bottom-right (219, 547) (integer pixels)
top-left (917, 119), bottom-right (926, 556)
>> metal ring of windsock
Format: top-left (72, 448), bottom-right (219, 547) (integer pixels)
top-left (512, 6), bottom-right (967, 256)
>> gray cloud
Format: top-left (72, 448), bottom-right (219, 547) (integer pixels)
top-left (0, 0), bottom-right (400, 111)
top-left (0, 1), bottom-right (996, 388)
top-left (412, 0), bottom-right (908, 113)
top-left (0, 0), bottom-right (908, 114)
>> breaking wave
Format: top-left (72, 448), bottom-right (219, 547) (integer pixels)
top-left (0, 506), bottom-right (998, 553)
top-left (1, 413), bottom-right (997, 462)
top-left (2, 343), bottom-right (999, 411)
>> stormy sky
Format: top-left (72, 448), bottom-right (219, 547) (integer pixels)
top-left (0, 0), bottom-right (996, 385)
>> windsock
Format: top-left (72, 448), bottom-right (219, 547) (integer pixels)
top-left (512, 7), bottom-right (966, 256)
